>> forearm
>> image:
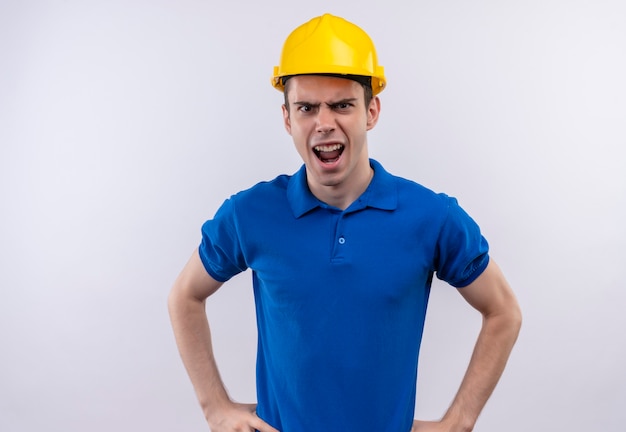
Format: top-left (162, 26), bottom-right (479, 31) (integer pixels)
top-left (168, 291), bottom-right (231, 420)
top-left (442, 310), bottom-right (521, 431)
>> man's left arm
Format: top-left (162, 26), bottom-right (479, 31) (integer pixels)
top-left (413, 258), bottom-right (522, 432)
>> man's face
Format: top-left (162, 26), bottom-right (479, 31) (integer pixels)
top-left (282, 75), bottom-right (380, 200)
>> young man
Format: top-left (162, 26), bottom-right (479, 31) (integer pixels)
top-left (168, 13), bottom-right (522, 432)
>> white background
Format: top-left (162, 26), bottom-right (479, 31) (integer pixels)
top-left (1, 1), bottom-right (625, 431)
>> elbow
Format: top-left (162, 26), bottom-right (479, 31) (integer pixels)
top-left (167, 279), bottom-right (189, 320)
top-left (515, 303), bottom-right (523, 336)
top-left (511, 312), bottom-right (522, 345)
top-left (506, 299), bottom-right (523, 341)
top-left (486, 298), bottom-right (523, 342)
top-left (511, 293), bottom-right (523, 328)
top-left (167, 284), bottom-right (180, 320)
top-left (167, 276), bottom-right (208, 320)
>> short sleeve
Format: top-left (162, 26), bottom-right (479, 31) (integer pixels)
top-left (198, 196), bottom-right (248, 282)
top-left (434, 197), bottom-right (489, 288)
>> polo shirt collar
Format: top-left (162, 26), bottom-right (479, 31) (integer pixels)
top-left (287, 159), bottom-right (398, 218)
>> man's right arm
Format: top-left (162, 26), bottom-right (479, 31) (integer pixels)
top-left (168, 250), bottom-right (279, 432)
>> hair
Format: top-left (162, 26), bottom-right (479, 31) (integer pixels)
top-left (283, 75), bottom-right (373, 113)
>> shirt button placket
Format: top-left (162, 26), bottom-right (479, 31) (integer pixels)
top-left (331, 213), bottom-right (347, 263)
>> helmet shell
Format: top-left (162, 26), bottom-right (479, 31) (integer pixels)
top-left (272, 14), bottom-right (386, 95)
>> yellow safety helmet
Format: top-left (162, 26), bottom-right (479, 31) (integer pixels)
top-left (272, 13), bottom-right (386, 95)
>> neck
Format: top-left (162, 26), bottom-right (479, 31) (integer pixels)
top-left (310, 164), bottom-right (374, 211)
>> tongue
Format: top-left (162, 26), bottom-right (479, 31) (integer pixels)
top-left (319, 150), bottom-right (341, 162)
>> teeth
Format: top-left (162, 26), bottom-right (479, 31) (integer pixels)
top-left (314, 144), bottom-right (343, 152)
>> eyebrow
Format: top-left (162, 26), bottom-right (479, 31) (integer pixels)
top-left (293, 98), bottom-right (359, 107)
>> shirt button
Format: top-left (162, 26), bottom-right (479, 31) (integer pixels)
top-left (338, 237), bottom-right (346, 244)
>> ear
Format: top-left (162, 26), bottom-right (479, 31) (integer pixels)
top-left (282, 104), bottom-right (292, 135)
top-left (366, 96), bottom-right (381, 131)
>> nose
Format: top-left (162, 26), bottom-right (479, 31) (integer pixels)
top-left (315, 106), bottom-right (335, 134)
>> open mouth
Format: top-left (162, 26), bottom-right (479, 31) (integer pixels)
top-left (314, 144), bottom-right (344, 164)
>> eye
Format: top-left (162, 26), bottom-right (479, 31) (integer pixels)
top-left (331, 102), bottom-right (354, 111)
top-left (296, 104), bottom-right (315, 114)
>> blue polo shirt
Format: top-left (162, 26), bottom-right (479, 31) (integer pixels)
top-left (199, 159), bottom-right (489, 432)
